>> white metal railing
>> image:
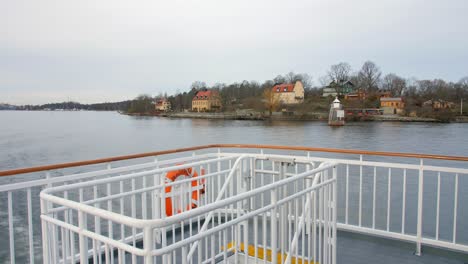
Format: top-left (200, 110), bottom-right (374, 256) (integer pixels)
top-left (219, 151), bottom-right (468, 256)
top-left (40, 154), bottom-right (337, 264)
top-left (1, 145), bottom-right (467, 263)
top-left (0, 152), bottom-right (221, 263)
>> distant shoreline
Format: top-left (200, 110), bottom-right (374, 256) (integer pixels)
top-left (120, 111), bottom-right (468, 123)
top-left (3, 110), bottom-right (466, 123)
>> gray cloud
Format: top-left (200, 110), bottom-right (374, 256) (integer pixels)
top-left (1, 0), bottom-right (468, 104)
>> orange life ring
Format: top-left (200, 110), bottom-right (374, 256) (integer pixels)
top-left (165, 167), bottom-right (205, 216)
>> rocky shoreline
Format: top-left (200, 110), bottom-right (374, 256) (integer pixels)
top-left (121, 111), bottom-right (468, 123)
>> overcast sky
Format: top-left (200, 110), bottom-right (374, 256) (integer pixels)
top-left (1, 0), bottom-right (468, 105)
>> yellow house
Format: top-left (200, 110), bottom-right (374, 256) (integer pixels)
top-left (192, 90), bottom-right (222, 112)
top-left (380, 97), bottom-right (405, 114)
top-left (155, 99), bottom-right (171, 112)
top-left (272, 81), bottom-right (304, 104)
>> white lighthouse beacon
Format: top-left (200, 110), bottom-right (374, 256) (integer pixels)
top-left (328, 97), bottom-right (345, 126)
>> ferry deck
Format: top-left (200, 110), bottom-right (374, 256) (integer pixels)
top-left (0, 144), bottom-right (467, 263)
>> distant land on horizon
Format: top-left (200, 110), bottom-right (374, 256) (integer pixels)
top-left (0, 100), bottom-right (132, 111)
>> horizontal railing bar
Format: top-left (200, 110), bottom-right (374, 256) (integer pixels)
top-left (41, 191), bottom-right (145, 227)
top-left (338, 223), bottom-right (418, 242)
top-left (2, 144), bottom-right (467, 177)
top-left (43, 156), bottom-right (236, 194)
top-left (5, 150), bottom-right (464, 194)
top-left (40, 215), bottom-right (146, 256)
top-left (0, 153), bottom-right (217, 192)
top-left (41, 162), bottom-right (336, 229)
top-left (421, 165), bottom-right (468, 174)
top-left (223, 153), bottom-right (424, 170)
top-left (0, 145), bottom-right (213, 177)
top-left (223, 152), bottom-right (468, 174)
top-left (149, 162), bottom-right (336, 228)
top-left (152, 177), bottom-right (336, 256)
top-left (47, 169), bottom-right (232, 214)
top-left (59, 226), bottom-right (150, 263)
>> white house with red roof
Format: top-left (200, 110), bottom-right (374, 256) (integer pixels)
top-left (272, 80), bottom-right (304, 104)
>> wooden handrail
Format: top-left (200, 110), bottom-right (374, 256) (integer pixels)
top-left (1, 144), bottom-right (467, 177)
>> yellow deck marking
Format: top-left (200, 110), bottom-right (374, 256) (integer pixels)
top-left (225, 242), bottom-right (317, 264)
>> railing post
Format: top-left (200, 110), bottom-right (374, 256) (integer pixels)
top-left (359, 155), bottom-right (363, 227)
top-left (144, 226), bottom-right (154, 264)
top-left (271, 188), bottom-right (278, 264)
top-left (8, 191), bottom-right (15, 264)
top-left (279, 162), bottom-right (287, 255)
top-left (78, 210), bottom-right (88, 264)
top-left (40, 198), bottom-right (49, 264)
top-left (332, 166), bottom-right (337, 264)
top-left (153, 157), bottom-right (162, 244)
top-left (27, 188), bottom-right (34, 264)
top-left (45, 171), bottom-right (51, 188)
top-left (415, 159), bottom-right (424, 256)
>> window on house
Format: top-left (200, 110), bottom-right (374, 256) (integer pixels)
top-left (277, 88), bottom-right (280, 92)
top-left (284, 88), bottom-right (287, 92)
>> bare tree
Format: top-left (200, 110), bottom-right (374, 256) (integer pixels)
top-left (212, 83), bottom-right (226, 90)
top-left (263, 87), bottom-right (280, 116)
top-left (191, 81), bottom-right (207, 90)
top-left (318, 75), bottom-right (330, 87)
top-left (273, 75), bottom-right (286, 84)
top-left (284, 72), bottom-right (296, 83)
top-left (349, 74), bottom-right (360, 86)
top-left (294, 73), bottom-right (313, 89)
top-left (459, 76), bottom-right (468, 87)
top-left (382, 73), bottom-right (406, 96)
top-left (128, 94), bottom-right (154, 113)
top-left (417, 79), bottom-right (452, 100)
top-left (358, 61), bottom-right (381, 92)
top-left (328, 62), bottom-right (351, 82)
top-left (458, 76), bottom-right (468, 99)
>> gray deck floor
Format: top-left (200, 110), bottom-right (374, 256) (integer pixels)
top-left (337, 231), bottom-right (468, 264)
top-left (123, 224), bottom-right (468, 263)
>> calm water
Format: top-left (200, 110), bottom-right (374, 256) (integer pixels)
top-left (1, 111), bottom-right (468, 263)
top-left (1, 110), bottom-right (468, 170)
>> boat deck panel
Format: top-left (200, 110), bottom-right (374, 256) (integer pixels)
top-left (337, 231), bottom-right (468, 264)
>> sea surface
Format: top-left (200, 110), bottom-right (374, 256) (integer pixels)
top-left (1, 110), bottom-right (468, 170)
top-left (1, 110), bottom-right (468, 263)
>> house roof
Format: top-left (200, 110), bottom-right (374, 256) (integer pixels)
top-left (327, 80), bottom-right (354, 88)
top-left (272, 83), bottom-right (294, 93)
top-left (156, 102), bottom-right (168, 106)
top-left (424, 99), bottom-right (453, 104)
top-left (155, 99), bottom-right (169, 106)
top-left (381, 97), bottom-right (403, 102)
top-left (193, 90), bottom-right (218, 100)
